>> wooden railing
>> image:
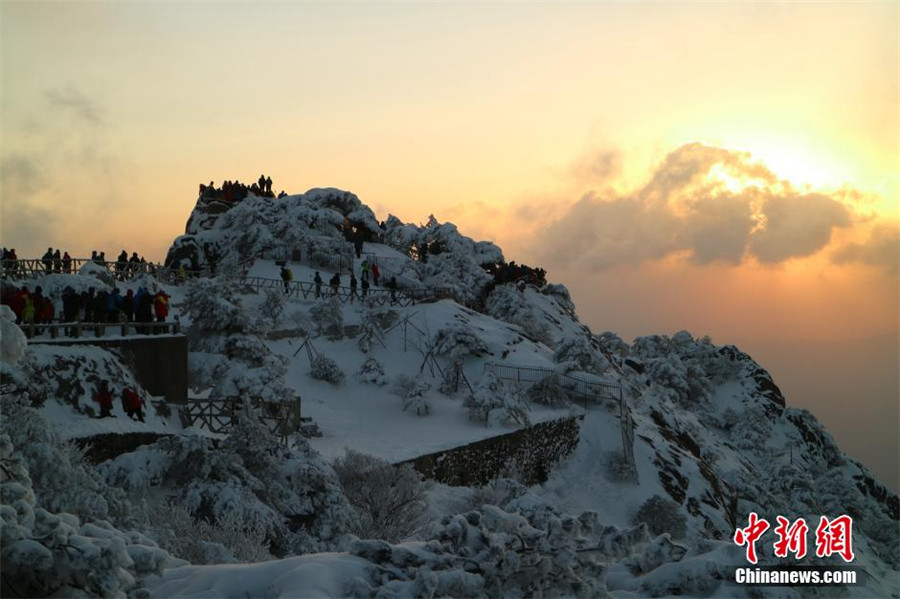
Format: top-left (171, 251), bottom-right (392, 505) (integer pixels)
top-left (176, 396), bottom-right (302, 443)
top-left (19, 320), bottom-right (181, 340)
top-left (1, 258), bottom-right (163, 281)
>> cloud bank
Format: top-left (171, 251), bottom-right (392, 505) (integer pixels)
top-left (536, 142), bottom-right (891, 273)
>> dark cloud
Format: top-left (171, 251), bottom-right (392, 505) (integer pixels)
top-left (832, 224), bottom-right (900, 275)
top-left (749, 193), bottom-right (851, 264)
top-left (681, 192), bottom-right (756, 265)
top-left (537, 143), bottom-right (860, 271)
top-left (45, 85), bottom-right (105, 125)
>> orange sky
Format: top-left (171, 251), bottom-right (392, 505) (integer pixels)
top-left (2, 1), bottom-right (897, 344)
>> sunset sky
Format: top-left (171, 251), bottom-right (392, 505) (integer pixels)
top-left (2, 2), bottom-right (898, 487)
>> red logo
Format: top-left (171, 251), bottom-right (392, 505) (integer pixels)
top-left (734, 514), bottom-right (854, 564)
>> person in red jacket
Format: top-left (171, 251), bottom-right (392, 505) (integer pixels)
top-left (94, 381), bottom-right (113, 418)
top-left (121, 387), bottom-right (144, 422)
top-left (153, 290), bottom-right (169, 323)
top-left (39, 296), bottom-right (54, 325)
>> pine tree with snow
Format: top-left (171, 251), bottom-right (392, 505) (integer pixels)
top-left (466, 371), bottom-right (530, 428)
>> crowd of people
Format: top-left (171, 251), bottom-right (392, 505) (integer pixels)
top-left (1, 284), bottom-right (171, 337)
top-left (1, 247), bottom-right (155, 280)
top-left (198, 174), bottom-right (285, 202)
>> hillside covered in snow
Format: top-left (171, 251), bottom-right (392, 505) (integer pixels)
top-left (1, 187), bottom-right (897, 598)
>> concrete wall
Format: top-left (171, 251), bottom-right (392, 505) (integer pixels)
top-left (400, 415), bottom-right (583, 486)
top-left (34, 335), bottom-right (188, 403)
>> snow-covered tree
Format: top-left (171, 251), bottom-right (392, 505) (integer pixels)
top-left (258, 287), bottom-right (286, 331)
top-left (310, 354), bottom-right (345, 385)
top-left (392, 375), bottom-right (431, 416)
top-left (466, 371), bottom-right (530, 428)
top-left (332, 450), bottom-right (429, 542)
top-left (182, 278), bottom-right (293, 403)
top-left (308, 297), bottom-right (343, 337)
top-left (356, 358), bottom-right (388, 386)
top-left (431, 325), bottom-right (488, 361)
top-left (553, 335), bottom-right (607, 374)
top-left (484, 285), bottom-right (553, 345)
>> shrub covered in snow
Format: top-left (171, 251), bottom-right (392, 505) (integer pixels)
top-left (258, 287), bottom-right (286, 330)
top-left (484, 285), bottom-right (553, 345)
top-left (0, 430), bottom-right (174, 598)
top-left (526, 373), bottom-right (572, 408)
top-left (332, 450), bottom-right (429, 542)
top-left (356, 358), bottom-right (387, 386)
top-left (138, 499), bottom-right (271, 565)
top-left (392, 374), bottom-right (431, 416)
top-left (553, 335), bottom-right (607, 374)
top-left (310, 353), bottom-right (345, 385)
top-left (605, 451), bottom-right (635, 482)
top-left (431, 324), bottom-right (488, 361)
top-left (644, 356), bottom-right (711, 407)
top-left (183, 278), bottom-right (293, 403)
top-left (633, 495), bottom-right (687, 539)
top-left (100, 409), bottom-right (357, 557)
top-left (466, 371), bottom-right (530, 428)
top-left (1, 393), bottom-right (129, 523)
top-left (308, 297), bottom-right (343, 337)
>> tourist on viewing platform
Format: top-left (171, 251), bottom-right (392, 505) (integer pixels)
top-left (121, 387), bottom-right (145, 422)
top-left (135, 288), bottom-right (154, 332)
top-left (80, 288), bottom-right (94, 323)
top-left (42, 247), bottom-right (54, 274)
top-left (129, 252), bottom-right (141, 276)
top-left (8, 286), bottom-right (29, 324)
top-left (92, 290), bottom-right (108, 324)
top-left (53, 249), bottom-right (61, 273)
top-left (117, 250), bottom-right (128, 280)
top-left (94, 381), bottom-right (113, 418)
top-left (62, 250), bottom-right (71, 274)
top-left (107, 288), bottom-right (123, 323)
top-left (361, 259), bottom-right (370, 282)
top-left (98, 251), bottom-right (106, 264)
top-left (349, 273), bottom-right (358, 303)
top-left (122, 289), bottom-right (134, 322)
top-left (258, 174), bottom-right (266, 190)
top-left (280, 265), bottom-right (293, 294)
top-left (265, 175), bottom-right (273, 196)
top-left (153, 290), bottom-right (170, 323)
top-left (329, 273), bottom-right (340, 297)
top-left (387, 276), bottom-right (398, 305)
top-left (22, 295), bottom-right (35, 330)
top-left (39, 295), bottom-right (54, 327)
top-left (314, 271), bottom-right (323, 298)
top-left (371, 262), bottom-right (380, 286)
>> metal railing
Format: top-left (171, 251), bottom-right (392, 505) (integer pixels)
top-left (240, 276), bottom-right (456, 307)
top-left (483, 363), bottom-right (623, 403)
